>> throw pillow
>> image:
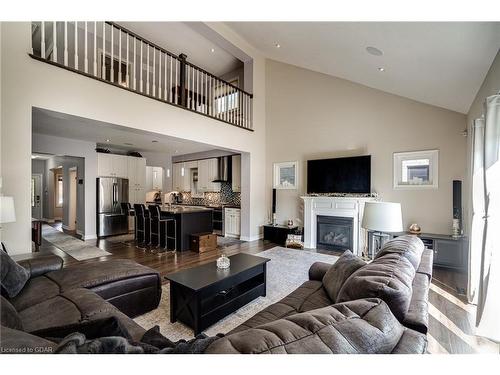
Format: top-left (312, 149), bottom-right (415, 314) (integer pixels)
top-left (322, 250), bottom-right (366, 302)
top-left (0, 248), bottom-right (29, 298)
top-left (0, 295), bottom-right (24, 331)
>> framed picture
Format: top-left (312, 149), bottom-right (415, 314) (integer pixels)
top-left (393, 150), bottom-right (439, 189)
top-left (273, 161), bottom-right (298, 189)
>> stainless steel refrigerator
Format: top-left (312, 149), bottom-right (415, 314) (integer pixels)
top-left (96, 177), bottom-right (129, 237)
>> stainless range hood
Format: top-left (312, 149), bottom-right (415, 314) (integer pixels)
top-left (212, 156), bottom-right (232, 183)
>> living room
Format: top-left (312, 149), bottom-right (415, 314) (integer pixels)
top-left (1, 0), bottom-right (500, 372)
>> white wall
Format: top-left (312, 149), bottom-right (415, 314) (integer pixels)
top-left (1, 22), bottom-right (267, 253)
top-left (32, 133), bottom-right (97, 239)
top-left (265, 59), bottom-right (467, 235)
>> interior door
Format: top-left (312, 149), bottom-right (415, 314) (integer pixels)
top-left (31, 174), bottom-right (43, 219)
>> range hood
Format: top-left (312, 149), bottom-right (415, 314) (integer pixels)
top-left (212, 156), bottom-right (232, 183)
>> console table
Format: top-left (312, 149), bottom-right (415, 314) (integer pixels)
top-left (165, 253), bottom-right (270, 335)
top-left (369, 231), bottom-right (468, 271)
top-left (263, 224), bottom-right (299, 246)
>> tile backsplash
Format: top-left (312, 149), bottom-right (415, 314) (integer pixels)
top-left (181, 182), bottom-right (240, 206)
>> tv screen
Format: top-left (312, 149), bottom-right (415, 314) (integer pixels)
top-left (307, 155), bottom-right (371, 194)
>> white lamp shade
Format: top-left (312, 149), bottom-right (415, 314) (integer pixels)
top-left (362, 201), bottom-right (403, 232)
top-left (0, 196), bottom-right (16, 224)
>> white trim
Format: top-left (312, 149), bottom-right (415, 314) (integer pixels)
top-left (240, 234), bottom-right (263, 242)
top-left (393, 149), bottom-right (439, 190)
top-left (83, 234), bottom-right (97, 240)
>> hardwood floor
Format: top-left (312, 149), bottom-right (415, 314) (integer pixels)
top-left (11, 228), bottom-right (499, 354)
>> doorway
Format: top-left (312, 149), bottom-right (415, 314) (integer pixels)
top-left (68, 167), bottom-right (77, 231)
top-left (31, 173), bottom-right (43, 219)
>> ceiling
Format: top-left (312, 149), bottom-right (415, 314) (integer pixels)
top-left (32, 107), bottom-right (217, 155)
top-left (226, 22), bottom-right (500, 113)
top-left (118, 22), bottom-right (243, 77)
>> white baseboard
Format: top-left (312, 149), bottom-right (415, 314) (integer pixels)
top-left (240, 234), bottom-right (263, 242)
top-left (83, 234), bottom-right (97, 240)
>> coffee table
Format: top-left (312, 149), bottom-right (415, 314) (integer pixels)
top-left (165, 253), bottom-right (270, 335)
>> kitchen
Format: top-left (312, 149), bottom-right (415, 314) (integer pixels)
top-left (96, 150), bottom-right (241, 249)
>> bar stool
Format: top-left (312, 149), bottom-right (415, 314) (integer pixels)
top-left (121, 202), bottom-right (134, 235)
top-left (133, 204), bottom-right (150, 250)
top-left (148, 205), bottom-right (177, 253)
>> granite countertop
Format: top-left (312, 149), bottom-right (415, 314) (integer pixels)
top-left (161, 205), bottom-right (213, 214)
top-left (173, 203), bottom-right (241, 209)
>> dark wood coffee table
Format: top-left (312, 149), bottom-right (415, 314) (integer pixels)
top-left (165, 253), bottom-right (270, 335)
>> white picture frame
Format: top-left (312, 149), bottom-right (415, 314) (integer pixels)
top-left (393, 150), bottom-right (439, 190)
top-left (273, 161), bottom-right (298, 190)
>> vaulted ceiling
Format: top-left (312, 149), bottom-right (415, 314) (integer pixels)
top-left (226, 22), bottom-right (500, 113)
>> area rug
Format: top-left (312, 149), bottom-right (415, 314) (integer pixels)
top-left (134, 246), bottom-right (338, 341)
top-left (42, 224), bottom-right (111, 261)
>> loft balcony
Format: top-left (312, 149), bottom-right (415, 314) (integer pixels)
top-left (29, 21), bottom-right (253, 131)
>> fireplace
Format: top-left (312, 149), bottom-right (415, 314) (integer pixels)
top-left (316, 215), bottom-right (353, 251)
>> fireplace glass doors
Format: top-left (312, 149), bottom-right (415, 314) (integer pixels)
top-left (316, 215), bottom-right (353, 251)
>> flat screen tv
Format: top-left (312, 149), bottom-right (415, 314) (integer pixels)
top-left (307, 155), bottom-right (371, 194)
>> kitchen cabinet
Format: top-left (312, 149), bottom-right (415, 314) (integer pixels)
top-left (224, 208), bottom-right (241, 238)
top-left (232, 154), bottom-right (241, 192)
top-left (198, 158), bottom-right (220, 193)
top-left (146, 166), bottom-right (164, 191)
top-left (97, 153), bottom-right (128, 178)
top-left (127, 157), bottom-right (146, 205)
top-left (173, 163), bottom-right (190, 192)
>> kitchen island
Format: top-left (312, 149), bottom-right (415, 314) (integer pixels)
top-left (159, 205), bottom-right (213, 251)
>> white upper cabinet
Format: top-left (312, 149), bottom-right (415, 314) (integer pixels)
top-left (127, 157), bottom-right (146, 205)
top-left (172, 163), bottom-right (190, 192)
top-left (232, 154), bottom-right (241, 192)
top-left (197, 158), bottom-right (220, 192)
top-left (97, 153), bottom-right (128, 178)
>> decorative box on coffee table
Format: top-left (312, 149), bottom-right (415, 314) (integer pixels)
top-left (165, 253), bottom-right (270, 335)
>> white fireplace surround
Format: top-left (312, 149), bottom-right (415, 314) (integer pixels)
top-left (301, 196), bottom-right (376, 256)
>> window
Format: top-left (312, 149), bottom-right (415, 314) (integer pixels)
top-left (56, 173), bottom-right (64, 207)
top-left (393, 150), bottom-right (439, 189)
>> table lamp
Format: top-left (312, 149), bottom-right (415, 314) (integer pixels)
top-left (362, 201), bottom-right (402, 257)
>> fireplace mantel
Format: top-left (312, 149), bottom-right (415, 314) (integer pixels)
top-left (301, 196), bottom-right (376, 255)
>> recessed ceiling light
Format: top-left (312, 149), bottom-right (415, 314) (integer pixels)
top-left (378, 67), bottom-right (385, 72)
top-left (152, 140), bottom-right (159, 143)
top-left (210, 48), bottom-right (215, 53)
top-left (366, 46), bottom-right (383, 56)
top-left (105, 139), bottom-right (110, 142)
top-left (275, 42), bottom-right (281, 48)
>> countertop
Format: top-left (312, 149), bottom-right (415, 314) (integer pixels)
top-left (161, 205), bottom-right (213, 214)
top-left (173, 203), bottom-right (241, 209)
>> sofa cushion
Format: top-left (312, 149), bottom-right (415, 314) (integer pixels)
top-left (46, 259), bottom-right (160, 292)
top-left (17, 255), bottom-right (63, 278)
top-left (0, 249), bottom-right (29, 298)
top-left (9, 276), bottom-right (61, 312)
top-left (229, 280), bottom-right (331, 334)
top-left (374, 235), bottom-right (424, 270)
top-left (206, 298), bottom-right (409, 354)
top-left (322, 250), bottom-right (366, 302)
top-left (336, 252), bottom-right (416, 321)
top-left (0, 325), bottom-right (57, 354)
top-left (402, 272), bottom-right (430, 334)
top-left (1, 295), bottom-right (23, 330)
top-left (18, 288), bottom-right (146, 341)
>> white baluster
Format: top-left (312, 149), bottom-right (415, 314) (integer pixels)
top-left (169, 55), bottom-right (173, 103)
top-left (175, 60), bottom-right (178, 104)
top-left (102, 22), bottom-right (106, 79)
top-left (186, 66), bottom-right (190, 107)
top-left (118, 28), bottom-right (122, 85)
top-left (158, 51), bottom-right (162, 99)
top-left (63, 22), bottom-right (68, 66)
top-left (152, 47), bottom-right (156, 97)
top-left (140, 41), bottom-right (143, 92)
top-left (74, 21), bottom-right (78, 70)
top-left (52, 21), bottom-right (57, 63)
top-left (93, 22), bottom-right (97, 76)
top-left (197, 69), bottom-right (200, 112)
top-left (164, 54), bottom-right (168, 101)
top-left (110, 25), bottom-right (114, 83)
top-left (133, 37), bottom-right (137, 90)
top-left (41, 21), bottom-right (46, 59)
top-left (146, 44), bottom-right (150, 95)
top-left (192, 67), bottom-right (196, 109)
top-left (84, 22), bottom-right (88, 73)
top-left (126, 33), bottom-right (129, 87)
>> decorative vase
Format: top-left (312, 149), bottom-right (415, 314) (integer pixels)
top-left (408, 223), bottom-right (421, 234)
top-left (216, 254), bottom-right (230, 269)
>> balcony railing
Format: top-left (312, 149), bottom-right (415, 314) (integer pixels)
top-left (29, 21), bottom-right (253, 130)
